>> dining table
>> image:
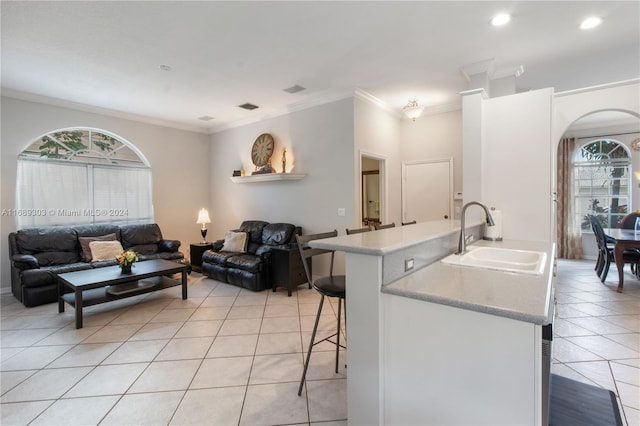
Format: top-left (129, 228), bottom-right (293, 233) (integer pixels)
top-left (603, 227), bottom-right (640, 292)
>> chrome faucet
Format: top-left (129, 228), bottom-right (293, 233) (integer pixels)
top-left (456, 201), bottom-right (495, 255)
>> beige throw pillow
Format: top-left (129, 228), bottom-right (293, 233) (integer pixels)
top-left (89, 240), bottom-right (124, 261)
top-left (79, 233), bottom-right (117, 261)
top-left (220, 231), bottom-right (248, 253)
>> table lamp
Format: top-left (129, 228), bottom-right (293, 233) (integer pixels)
top-left (196, 208), bottom-right (211, 243)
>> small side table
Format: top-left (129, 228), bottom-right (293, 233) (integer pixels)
top-left (271, 244), bottom-right (311, 296)
top-left (190, 243), bottom-right (213, 273)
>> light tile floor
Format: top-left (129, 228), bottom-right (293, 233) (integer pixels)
top-left (1, 274), bottom-right (346, 426)
top-left (0, 259), bottom-right (638, 425)
top-left (553, 259), bottom-right (639, 426)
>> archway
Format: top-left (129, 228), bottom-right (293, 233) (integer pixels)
top-left (555, 110), bottom-right (640, 260)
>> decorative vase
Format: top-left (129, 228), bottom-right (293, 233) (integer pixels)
top-left (121, 263), bottom-right (132, 274)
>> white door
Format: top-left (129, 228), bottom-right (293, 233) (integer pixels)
top-left (402, 159), bottom-right (453, 223)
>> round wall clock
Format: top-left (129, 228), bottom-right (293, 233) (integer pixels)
top-left (631, 137), bottom-right (640, 152)
top-left (251, 133), bottom-right (275, 168)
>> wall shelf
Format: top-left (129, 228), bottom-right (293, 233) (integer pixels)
top-left (230, 173), bottom-right (306, 183)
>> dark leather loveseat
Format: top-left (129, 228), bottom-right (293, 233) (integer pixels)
top-left (201, 220), bottom-right (300, 291)
top-left (9, 223), bottom-right (185, 307)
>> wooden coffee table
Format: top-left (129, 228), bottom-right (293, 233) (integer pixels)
top-left (58, 259), bottom-right (188, 328)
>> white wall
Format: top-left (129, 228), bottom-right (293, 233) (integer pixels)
top-left (354, 95), bottom-right (402, 226)
top-left (208, 97), bottom-right (355, 245)
top-left (462, 88), bottom-right (554, 242)
top-left (553, 80), bottom-right (640, 256)
top-left (483, 89), bottom-right (554, 242)
top-left (459, 80), bottom-right (640, 248)
top-left (401, 108), bottom-right (462, 218)
top-left (1, 96), bottom-right (210, 294)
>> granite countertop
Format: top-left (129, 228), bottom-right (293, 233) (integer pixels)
top-left (311, 220), bottom-right (555, 325)
top-left (311, 219), bottom-right (467, 256)
top-left (382, 239), bottom-right (556, 325)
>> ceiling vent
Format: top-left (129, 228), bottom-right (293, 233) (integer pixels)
top-left (197, 116), bottom-right (214, 121)
top-left (238, 103), bottom-right (259, 110)
top-left (283, 84), bottom-right (306, 94)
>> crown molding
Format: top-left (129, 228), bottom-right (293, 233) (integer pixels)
top-left (1, 88), bottom-right (210, 134)
top-left (460, 88), bottom-right (489, 99)
top-left (554, 78), bottom-right (640, 97)
top-left (353, 88), bottom-right (401, 117)
top-left (208, 89), bottom-right (357, 134)
top-left (4, 86), bottom-right (464, 136)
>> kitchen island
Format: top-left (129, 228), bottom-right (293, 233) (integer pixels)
top-left (311, 219), bottom-right (555, 425)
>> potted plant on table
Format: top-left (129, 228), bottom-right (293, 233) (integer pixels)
top-left (116, 250), bottom-right (139, 274)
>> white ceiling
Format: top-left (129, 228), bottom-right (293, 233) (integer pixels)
top-left (2, 1), bottom-right (639, 133)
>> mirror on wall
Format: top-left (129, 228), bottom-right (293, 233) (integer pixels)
top-left (362, 170), bottom-right (380, 225)
top-left (361, 156), bottom-right (382, 226)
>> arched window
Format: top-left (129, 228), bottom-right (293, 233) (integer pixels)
top-left (573, 139), bottom-right (631, 229)
top-left (16, 128), bottom-right (153, 228)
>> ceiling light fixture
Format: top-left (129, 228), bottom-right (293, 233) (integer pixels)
top-left (491, 13), bottom-right (511, 26)
top-left (403, 99), bottom-right (424, 122)
top-left (580, 16), bottom-right (602, 30)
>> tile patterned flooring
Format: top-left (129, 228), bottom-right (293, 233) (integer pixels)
top-left (0, 259), bottom-right (638, 425)
top-left (552, 259), bottom-right (639, 426)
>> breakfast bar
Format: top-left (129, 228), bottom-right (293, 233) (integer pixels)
top-left (311, 219), bottom-right (555, 425)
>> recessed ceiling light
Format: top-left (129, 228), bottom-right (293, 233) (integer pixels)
top-left (491, 13), bottom-right (511, 27)
top-left (158, 64), bottom-right (172, 72)
top-left (580, 16), bottom-right (602, 30)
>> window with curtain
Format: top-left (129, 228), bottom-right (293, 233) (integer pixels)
top-left (573, 139), bottom-right (631, 230)
top-left (16, 128), bottom-right (153, 228)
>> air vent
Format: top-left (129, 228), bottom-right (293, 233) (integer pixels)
top-left (283, 84), bottom-right (306, 94)
top-left (197, 116), bottom-right (214, 121)
top-left (238, 103), bottom-right (259, 110)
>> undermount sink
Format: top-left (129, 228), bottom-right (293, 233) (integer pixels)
top-left (441, 246), bottom-right (547, 275)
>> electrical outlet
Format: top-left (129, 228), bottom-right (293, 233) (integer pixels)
top-left (337, 208), bottom-right (346, 217)
top-left (405, 258), bottom-right (414, 272)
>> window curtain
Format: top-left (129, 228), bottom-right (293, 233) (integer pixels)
top-left (557, 137), bottom-right (583, 259)
top-left (16, 160), bottom-right (91, 228)
top-left (93, 166), bottom-right (153, 224)
top-left (16, 160), bottom-right (153, 228)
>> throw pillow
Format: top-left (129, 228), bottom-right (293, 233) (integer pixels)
top-left (220, 231), bottom-right (248, 253)
top-left (89, 240), bottom-right (124, 262)
top-left (79, 233), bottom-right (118, 262)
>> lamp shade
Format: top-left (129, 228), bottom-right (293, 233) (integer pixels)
top-left (403, 99), bottom-right (424, 121)
top-left (196, 208), bottom-right (211, 224)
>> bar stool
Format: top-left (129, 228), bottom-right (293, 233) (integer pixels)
top-left (346, 225), bottom-right (371, 235)
top-left (374, 222), bottom-right (395, 230)
top-left (295, 231), bottom-right (346, 396)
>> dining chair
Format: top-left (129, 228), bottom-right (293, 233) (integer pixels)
top-left (374, 222), bottom-right (395, 230)
top-left (619, 212), bottom-right (640, 230)
top-left (295, 231), bottom-right (346, 396)
top-left (588, 215), bottom-right (640, 283)
top-left (346, 226), bottom-right (371, 235)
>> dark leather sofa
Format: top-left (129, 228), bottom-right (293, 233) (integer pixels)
top-left (9, 223), bottom-right (185, 307)
top-left (201, 220), bottom-right (300, 291)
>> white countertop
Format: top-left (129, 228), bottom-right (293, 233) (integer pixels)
top-left (311, 219), bottom-right (466, 255)
top-left (383, 239), bottom-right (555, 325)
top-left (311, 221), bottom-right (555, 325)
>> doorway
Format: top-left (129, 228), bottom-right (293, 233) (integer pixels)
top-left (555, 110), bottom-right (640, 260)
top-left (360, 152), bottom-right (386, 227)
